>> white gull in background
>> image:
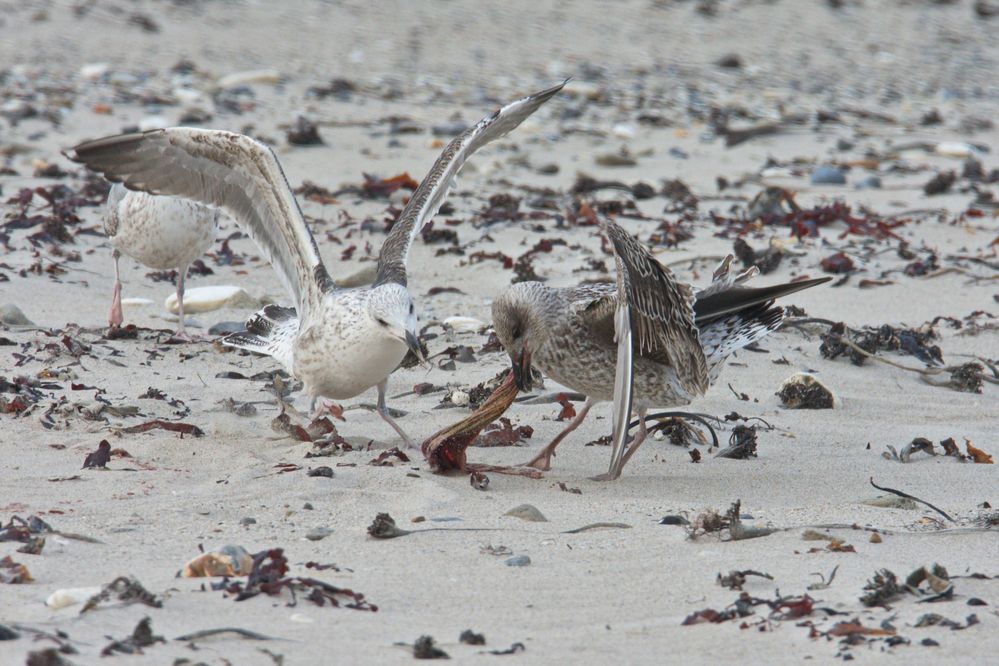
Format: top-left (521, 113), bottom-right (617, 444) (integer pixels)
top-left (103, 183), bottom-right (219, 338)
top-left (67, 82), bottom-right (564, 446)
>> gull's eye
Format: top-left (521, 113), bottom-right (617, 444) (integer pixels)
top-left (512, 326), bottom-right (522, 340)
top-left (377, 318), bottom-right (389, 327)
top-left (409, 303), bottom-right (414, 314)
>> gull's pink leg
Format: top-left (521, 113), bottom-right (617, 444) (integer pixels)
top-left (170, 264), bottom-right (195, 341)
top-left (591, 409), bottom-right (648, 482)
top-left (377, 379), bottom-right (417, 449)
top-left (108, 250), bottom-right (124, 328)
top-left (520, 397), bottom-right (597, 470)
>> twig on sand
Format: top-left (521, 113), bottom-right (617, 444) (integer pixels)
top-left (175, 628), bottom-right (277, 642)
top-left (869, 477), bottom-right (955, 523)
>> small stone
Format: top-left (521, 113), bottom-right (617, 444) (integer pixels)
top-left (432, 120), bottom-right (467, 137)
top-left (459, 629), bottom-right (486, 645)
top-left (239, 517), bottom-right (257, 526)
top-left (504, 504), bottom-right (548, 522)
top-left (0, 624), bottom-right (20, 641)
top-left (535, 163), bottom-right (559, 175)
top-left (0, 304), bottom-right (33, 326)
top-left (208, 321), bottom-right (245, 335)
top-left (658, 515), bottom-right (690, 526)
top-left (307, 466), bottom-right (334, 478)
top-left (595, 150), bottom-right (637, 167)
top-left (835, 138), bottom-right (855, 151)
top-left (505, 555), bottom-right (532, 567)
top-left (777, 373), bottom-right (834, 409)
top-left (854, 175), bottom-right (882, 189)
top-left (303, 502), bottom-right (314, 510)
top-left (810, 165), bottom-right (847, 185)
top-left (449, 389), bottom-right (470, 407)
top-left (287, 116), bottom-right (323, 146)
top-left (869, 532), bottom-right (882, 543)
top-left (968, 598), bottom-right (987, 606)
top-left (716, 53), bottom-right (742, 68)
top-left (305, 527), bottom-right (333, 541)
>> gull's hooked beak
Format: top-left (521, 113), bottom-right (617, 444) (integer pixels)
top-left (511, 344), bottom-right (533, 392)
top-left (405, 329), bottom-right (430, 369)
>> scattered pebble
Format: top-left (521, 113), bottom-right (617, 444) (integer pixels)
top-left (854, 174), bottom-right (882, 189)
top-left (810, 165), bottom-right (847, 185)
top-left (504, 504), bottom-right (548, 522)
top-left (305, 527), bottom-right (333, 541)
top-left (505, 555), bottom-right (532, 567)
top-left (208, 321), bottom-right (245, 335)
top-left (0, 304), bottom-right (33, 326)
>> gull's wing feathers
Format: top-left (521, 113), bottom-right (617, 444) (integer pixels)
top-left (65, 128), bottom-right (332, 318)
top-left (600, 217), bottom-right (710, 395)
top-left (606, 285), bottom-right (635, 480)
top-left (375, 82), bottom-right (565, 286)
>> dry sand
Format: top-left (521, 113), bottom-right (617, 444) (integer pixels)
top-left (1, 1), bottom-right (997, 664)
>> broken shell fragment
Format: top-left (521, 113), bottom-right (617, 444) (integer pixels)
top-left (182, 545), bottom-right (252, 578)
top-left (164, 286), bottom-right (256, 314)
top-left (46, 586), bottom-right (103, 609)
top-left (777, 373), bottom-right (834, 409)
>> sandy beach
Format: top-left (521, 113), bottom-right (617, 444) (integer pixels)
top-left (1, 1), bottom-right (997, 663)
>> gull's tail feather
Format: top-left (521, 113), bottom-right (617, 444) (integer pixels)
top-left (699, 303), bottom-right (784, 377)
top-left (222, 304), bottom-right (298, 373)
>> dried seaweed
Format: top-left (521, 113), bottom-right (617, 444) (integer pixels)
top-left (714, 425), bottom-right (758, 459)
top-left (100, 617), bottom-right (164, 656)
top-left (81, 576), bottom-right (162, 613)
top-left (220, 548), bottom-right (375, 611)
top-left (717, 569), bottom-right (773, 590)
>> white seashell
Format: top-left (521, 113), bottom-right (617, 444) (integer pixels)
top-left (217, 69), bottom-right (282, 89)
top-left (289, 613), bottom-right (315, 623)
top-left (46, 587), bottom-right (102, 609)
top-left (121, 297), bottom-right (154, 307)
top-left (450, 390), bottom-right (470, 407)
top-left (934, 142), bottom-right (981, 158)
top-left (79, 63), bottom-right (109, 81)
top-left (443, 316), bottom-right (484, 333)
top-left (612, 123), bottom-right (636, 140)
top-left (164, 285), bottom-right (256, 314)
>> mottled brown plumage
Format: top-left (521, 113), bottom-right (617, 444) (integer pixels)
top-left (493, 217), bottom-right (830, 478)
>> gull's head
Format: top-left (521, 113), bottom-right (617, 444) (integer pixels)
top-left (368, 283), bottom-right (424, 364)
top-left (491, 283), bottom-right (549, 392)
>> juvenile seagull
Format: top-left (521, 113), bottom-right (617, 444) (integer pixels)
top-left (104, 183), bottom-right (220, 338)
top-left (67, 82), bottom-right (564, 446)
top-left (492, 217), bottom-right (829, 479)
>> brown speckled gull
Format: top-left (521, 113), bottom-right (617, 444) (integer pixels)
top-left (492, 216), bottom-right (830, 479)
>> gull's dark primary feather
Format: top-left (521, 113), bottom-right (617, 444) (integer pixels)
top-left (599, 217), bottom-right (709, 395)
top-left (65, 129), bottom-right (331, 319)
top-left (693, 277), bottom-right (831, 326)
top-left (375, 81), bottom-right (566, 287)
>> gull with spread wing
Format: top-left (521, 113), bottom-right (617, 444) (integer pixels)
top-left (103, 183), bottom-right (220, 338)
top-left (492, 217), bottom-right (829, 479)
top-left (67, 82), bottom-right (564, 446)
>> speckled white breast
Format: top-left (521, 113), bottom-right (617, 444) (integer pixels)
top-left (292, 292), bottom-right (407, 400)
top-left (105, 186), bottom-right (219, 270)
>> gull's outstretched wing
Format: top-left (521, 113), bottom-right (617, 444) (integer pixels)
top-left (375, 82), bottom-right (565, 286)
top-left (600, 217), bottom-right (709, 396)
top-left (65, 129), bottom-right (332, 318)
